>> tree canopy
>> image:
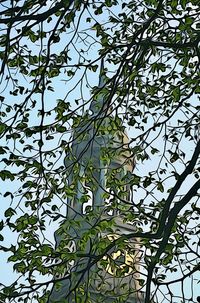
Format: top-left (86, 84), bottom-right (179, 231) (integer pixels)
top-left (0, 0), bottom-right (200, 302)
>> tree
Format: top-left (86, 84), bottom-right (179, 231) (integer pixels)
top-left (0, 0), bottom-right (200, 302)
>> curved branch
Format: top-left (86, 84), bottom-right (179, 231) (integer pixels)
top-left (157, 139), bottom-right (200, 237)
top-left (0, 0), bottom-right (74, 24)
top-left (157, 263), bottom-right (200, 286)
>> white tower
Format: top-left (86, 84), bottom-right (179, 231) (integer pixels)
top-left (48, 61), bottom-right (144, 303)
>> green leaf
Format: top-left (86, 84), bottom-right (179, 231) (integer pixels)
top-left (56, 125), bottom-right (67, 133)
top-left (185, 17), bottom-right (193, 26)
top-left (13, 261), bottom-right (26, 273)
top-left (90, 64), bottom-right (98, 72)
top-left (170, 152), bottom-right (179, 163)
top-left (105, 0), bottom-right (112, 6)
top-left (0, 123), bottom-right (6, 134)
top-left (180, 0), bottom-right (187, 8)
top-left (172, 86), bottom-right (180, 102)
top-left (29, 31), bottom-right (38, 42)
top-left (143, 176), bottom-right (151, 188)
top-left (3, 192), bottom-right (14, 199)
top-left (157, 182), bottom-right (164, 193)
top-left (170, 0), bottom-right (178, 8)
top-left (0, 220), bottom-right (3, 231)
top-left (48, 68), bottom-right (60, 78)
top-left (5, 208), bottom-right (16, 218)
top-left (40, 244), bottom-right (52, 256)
top-left (151, 147), bottom-right (159, 155)
top-left (162, 254), bottom-right (173, 265)
top-left (0, 147), bottom-right (7, 154)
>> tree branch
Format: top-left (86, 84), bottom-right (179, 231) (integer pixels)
top-left (0, 0), bottom-right (74, 24)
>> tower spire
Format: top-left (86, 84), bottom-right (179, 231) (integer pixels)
top-left (48, 56), bottom-right (144, 303)
top-left (89, 58), bottom-right (107, 114)
top-left (98, 58), bottom-right (105, 88)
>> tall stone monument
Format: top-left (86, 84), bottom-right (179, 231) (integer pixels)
top-left (48, 61), bottom-right (144, 303)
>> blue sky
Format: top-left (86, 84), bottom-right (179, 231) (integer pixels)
top-left (0, 1), bottom-right (199, 302)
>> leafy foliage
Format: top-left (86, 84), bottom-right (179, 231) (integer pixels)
top-left (0, 0), bottom-right (200, 303)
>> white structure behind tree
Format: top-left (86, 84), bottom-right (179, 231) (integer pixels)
top-left (48, 61), bottom-right (144, 303)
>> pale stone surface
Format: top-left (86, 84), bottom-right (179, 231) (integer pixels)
top-left (48, 61), bottom-right (144, 302)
